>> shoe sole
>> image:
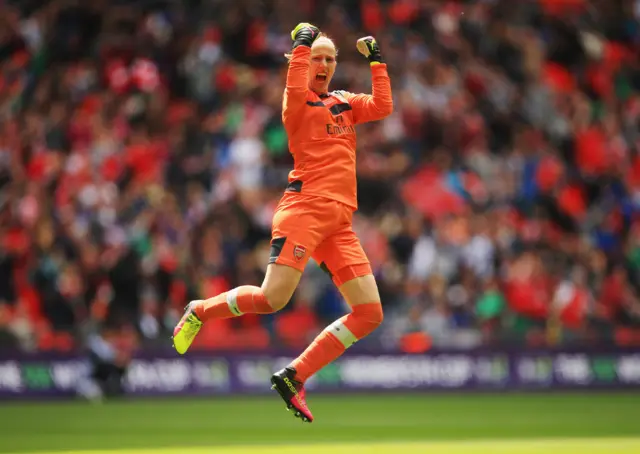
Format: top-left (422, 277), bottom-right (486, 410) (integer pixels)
top-left (270, 375), bottom-right (312, 423)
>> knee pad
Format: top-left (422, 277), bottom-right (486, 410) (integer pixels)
top-left (353, 302), bottom-right (384, 328)
top-left (330, 303), bottom-right (383, 347)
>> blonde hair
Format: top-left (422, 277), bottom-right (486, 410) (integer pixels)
top-left (285, 33), bottom-right (337, 62)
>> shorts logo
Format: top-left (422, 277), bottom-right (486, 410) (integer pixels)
top-left (293, 245), bottom-right (306, 261)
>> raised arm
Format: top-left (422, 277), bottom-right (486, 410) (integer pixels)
top-left (283, 46), bottom-right (311, 124)
top-left (282, 23), bottom-right (320, 130)
top-left (345, 36), bottom-right (393, 124)
top-left (342, 63), bottom-right (393, 124)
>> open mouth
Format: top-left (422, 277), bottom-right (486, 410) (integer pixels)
top-left (315, 73), bottom-right (327, 82)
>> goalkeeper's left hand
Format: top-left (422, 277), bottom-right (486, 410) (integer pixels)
top-left (356, 36), bottom-right (383, 65)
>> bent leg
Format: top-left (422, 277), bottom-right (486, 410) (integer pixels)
top-left (195, 195), bottom-right (328, 320)
top-left (290, 229), bottom-right (383, 383)
top-left (194, 263), bottom-right (302, 321)
top-left (174, 195), bottom-right (329, 354)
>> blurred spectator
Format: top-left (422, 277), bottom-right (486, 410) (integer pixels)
top-left (76, 322), bottom-right (137, 401)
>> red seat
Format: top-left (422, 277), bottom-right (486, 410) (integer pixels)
top-left (615, 327), bottom-right (635, 347)
top-left (399, 332), bottom-right (432, 354)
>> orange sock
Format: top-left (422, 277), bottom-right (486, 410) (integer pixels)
top-left (194, 286), bottom-right (274, 322)
top-left (291, 302), bottom-right (383, 383)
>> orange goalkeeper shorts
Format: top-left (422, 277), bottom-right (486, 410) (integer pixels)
top-left (269, 193), bottom-right (372, 287)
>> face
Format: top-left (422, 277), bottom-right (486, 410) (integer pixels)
top-left (308, 37), bottom-right (337, 94)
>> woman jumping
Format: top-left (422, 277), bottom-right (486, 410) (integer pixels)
top-left (172, 22), bottom-right (393, 423)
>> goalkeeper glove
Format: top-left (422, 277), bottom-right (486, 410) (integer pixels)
top-left (356, 36), bottom-right (383, 65)
top-left (291, 22), bottom-right (321, 49)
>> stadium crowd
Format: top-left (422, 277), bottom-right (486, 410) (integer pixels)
top-left (0, 0), bottom-right (639, 354)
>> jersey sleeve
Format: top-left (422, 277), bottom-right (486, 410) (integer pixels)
top-left (341, 63), bottom-right (393, 125)
top-left (282, 45), bottom-right (311, 132)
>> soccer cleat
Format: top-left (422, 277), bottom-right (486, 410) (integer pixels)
top-left (172, 301), bottom-right (203, 355)
top-left (270, 367), bottom-right (314, 423)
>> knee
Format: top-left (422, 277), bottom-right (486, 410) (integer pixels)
top-left (262, 290), bottom-right (291, 312)
top-left (261, 264), bottom-right (301, 312)
top-left (354, 302), bottom-right (384, 329)
top-left (370, 303), bottom-right (384, 327)
top-left (267, 296), bottom-right (289, 312)
top-left (339, 303), bottom-right (383, 341)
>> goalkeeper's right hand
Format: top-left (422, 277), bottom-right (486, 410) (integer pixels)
top-left (291, 23), bottom-right (320, 49)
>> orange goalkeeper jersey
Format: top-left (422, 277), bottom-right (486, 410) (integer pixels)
top-left (282, 45), bottom-right (393, 210)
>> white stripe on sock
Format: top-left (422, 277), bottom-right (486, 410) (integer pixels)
top-left (226, 288), bottom-right (242, 316)
top-left (326, 320), bottom-right (358, 348)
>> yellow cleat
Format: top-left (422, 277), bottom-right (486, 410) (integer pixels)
top-left (172, 301), bottom-right (203, 355)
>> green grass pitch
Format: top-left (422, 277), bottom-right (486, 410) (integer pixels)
top-left (1, 393), bottom-right (639, 454)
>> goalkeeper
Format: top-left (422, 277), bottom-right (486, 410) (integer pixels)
top-left (172, 23), bottom-right (393, 423)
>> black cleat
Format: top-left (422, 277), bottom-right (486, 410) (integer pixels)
top-left (270, 367), bottom-right (314, 423)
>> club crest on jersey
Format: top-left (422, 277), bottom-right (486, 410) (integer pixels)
top-left (293, 245), bottom-right (306, 261)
